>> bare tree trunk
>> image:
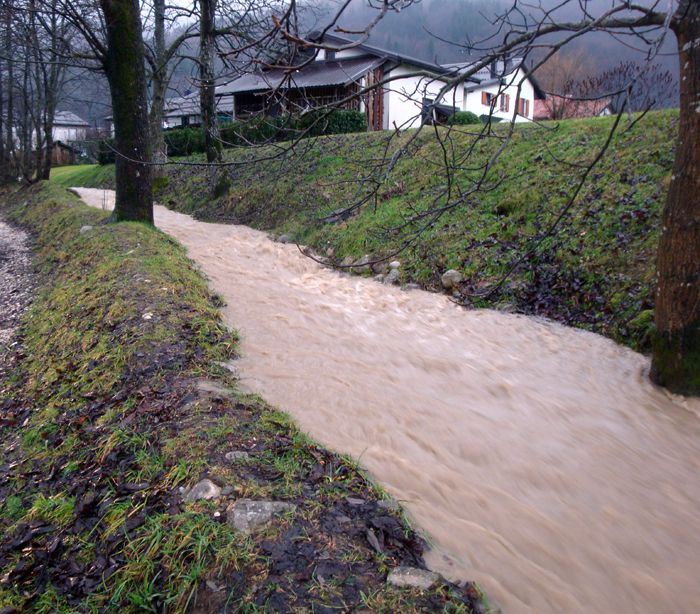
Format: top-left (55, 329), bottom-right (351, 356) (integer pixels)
top-left (149, 0), bottom-right (167, 176)
top-left (0, 22), bottom-right (6, 182)
top-left (4, 6), bottom-right (16, 181)
top-left (100, 0), bottom-right (153, 223)
top-left (200, 0), bottom-right (221, 164)
top-left (651, 0), bottom-right (700, 394)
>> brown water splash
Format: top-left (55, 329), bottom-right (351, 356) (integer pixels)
top-left (75, 188), bottom-right (700, 613)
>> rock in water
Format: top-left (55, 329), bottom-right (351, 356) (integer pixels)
top-left (226, 499), bottom-right (296, 534)
top-left (384, 268), bottom-right (400, 285)
top-left (441, 269), bottom-right (463, 289)
top-left (184, 479), bottom-right (221, 502)
top-left (387, 566), bottom-right (441, 590)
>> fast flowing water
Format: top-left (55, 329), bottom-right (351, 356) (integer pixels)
top-left (75, 188), bottom-right (700, 613)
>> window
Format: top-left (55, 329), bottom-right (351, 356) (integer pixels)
top-left (499, 94), bottom-right (510, 112)
top-left (516, 97), bottom-right (530, 117)
top-left (481, 91), bottom-right (495, 107)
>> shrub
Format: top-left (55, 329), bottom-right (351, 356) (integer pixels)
top-left (97, 139), bottom-right (116, 165)
top-left (97, 111), bottom-right (368, 164)
top-left (172, 110), bottom-right (367, 156)
top-left (447, 111), bottom-right (480, 125)
top-left (296, 109), bottom-right (367, 136)
top-left (164, 128), bottom-right (205, 157)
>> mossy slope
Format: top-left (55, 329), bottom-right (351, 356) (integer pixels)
top-left (51, 111), bottom-right (677, 350)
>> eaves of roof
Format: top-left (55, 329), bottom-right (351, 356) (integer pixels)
top-left (216, 56), bottom-right (386, 95)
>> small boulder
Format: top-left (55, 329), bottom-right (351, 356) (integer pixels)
top-left (389, 260), bottom-right (401, 270)
top-left (372, 261), bottom-right (389, 274)
top-left (225, 450), bottom-right (250, 462)
top-left (323, 207), bottom-right (352, 223)
top-left (79, 225), bottom-right (94, 234)
top-left (197, 380), bottom-right (231, 396)
top-left (184, 479), bottom-right (221, 502)
top-left (373, 274), bottom-right (385, 283)
top-left (226, 499), bottom-right (296, 534)
top-left (441, 269), bottom-right (463, 289)
top-left (340, 255), bottom-right (354, 268)
top-left (216, 360), bottom-right (239, 378)
top-left (378, 498), bottom-right (400, 511)
top-left (353, 254), bottom-right (371, 273)
top-left (387, 566), bottom-right (440, 590)
top-left (277, 234), bottom-right (293, 244)
top-left (403, 283), bottom-right (421, 291)
top-left (384, 269), bottom-right (400, 285)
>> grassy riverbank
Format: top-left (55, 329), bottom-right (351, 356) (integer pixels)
top-left (0, 183), bottom-right (485, 613)
top-left (51, 110), bottom-right (677, 350)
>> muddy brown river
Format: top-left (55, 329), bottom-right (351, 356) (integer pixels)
top-left (74, 188), bottom-right (700, 613)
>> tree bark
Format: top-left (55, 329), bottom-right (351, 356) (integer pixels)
top-left (651, 0), bottom-right (700, 394)
top-left (4, 8), bottom-right (16, 182)
top-left (100, 0), bottom-right (153, 223)
top-left (199, 0), bottom-right (223, 185)
top-left (149, 0), bottom-right (167, 176)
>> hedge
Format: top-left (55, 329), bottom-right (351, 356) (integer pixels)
top-left (97, 110), bottom-right (368, 164)
top-left (446, 111), bottom-right (481, 125)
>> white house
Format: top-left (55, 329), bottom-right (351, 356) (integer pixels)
top-left (162, 93), bottom-right (234, 129)
top-left (53, 111), bottom-right (89, 141)
top-left (159, 33), bottom-right (545, 131)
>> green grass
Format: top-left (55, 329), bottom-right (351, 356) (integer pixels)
top-left (49, 163), bottom-right (115, 188)
top-left (58, 111), bottom-right (678, 351)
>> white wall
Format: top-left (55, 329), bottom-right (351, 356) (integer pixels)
top-left (383, 64), bottom-right (536, 129)
top-left (53, 125), bottom-right (87, 141)
top-left (462, 67), bottom-right (535, 123)
top-left (384, 65), bottom-right (461, 129)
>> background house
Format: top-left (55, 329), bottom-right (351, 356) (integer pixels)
top-left (161, 34), bottom-right (545, 132)
top-left (53, 111), bottom-right (89, 141)
top-left (163, 93), bottom-right (234, 129)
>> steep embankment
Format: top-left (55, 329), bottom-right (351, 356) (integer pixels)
top-left (0, 183), bottom-right (485, 613)
top-left (53, 110), bottom-right (677, 350)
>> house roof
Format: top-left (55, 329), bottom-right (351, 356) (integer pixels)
top-left (54, 111), bottom-right (89, 126)
top-left (217, 56), bottom-right (385, 95)
top-left (316, 33), bottom-right (546, 96)
top-left (317, 32), bottom-right (450, 75)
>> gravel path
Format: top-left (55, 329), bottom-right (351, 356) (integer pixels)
top-left (0, 218), bottom-right (33, 383)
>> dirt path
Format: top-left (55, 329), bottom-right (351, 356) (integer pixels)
top-left (0, 218), bottom-right (33, 384)
top-left (73, 187), bottom-right (700, 614)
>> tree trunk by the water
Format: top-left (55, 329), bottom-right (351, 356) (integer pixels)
top-left (199, 0), bottom-right (221, 165)
top-left (100, 0), bottom-right (153, 223)
top-left (149, 0), bottom-right (167, 176)
top-left (651, 0), bottom-right (700, 395)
